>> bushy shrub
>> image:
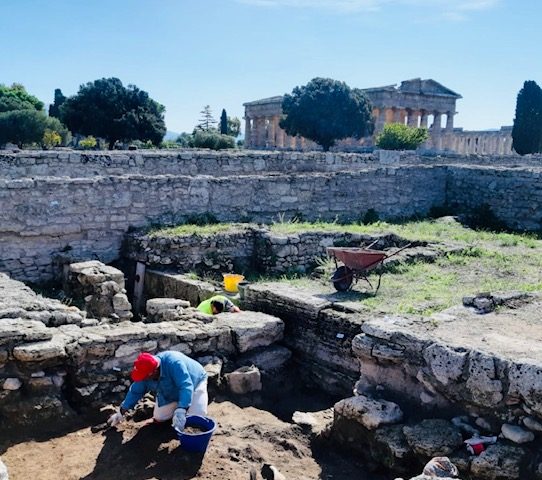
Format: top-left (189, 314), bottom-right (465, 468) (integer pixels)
top-left (79, 136), bottom-right (97, 149)
top-left (191, 131), bottom-right (235, 150)
top-left (42, 129), bottom-right (61, 149)
top-left (361, 208), bottom-right (379, 224)
top-left (184, 212), bottom-right (219, 226)
top-left (376, 123), bottom-right (429, 150)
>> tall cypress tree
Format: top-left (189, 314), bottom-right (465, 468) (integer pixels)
top-left (48, 88), bottom-right (66, 118)
top-left (220, 109), bottom-right (228, 135)
top-left (512, 80), bottom-right (542, 155)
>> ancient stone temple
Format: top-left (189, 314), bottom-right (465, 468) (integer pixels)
top-left (244, 78), bottom-right (513, 154)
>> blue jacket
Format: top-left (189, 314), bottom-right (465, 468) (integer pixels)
top-left (121, 351), bottom-right (207, 410)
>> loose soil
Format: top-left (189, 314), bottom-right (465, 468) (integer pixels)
top-left (1, 400), bottom-right (383, 480)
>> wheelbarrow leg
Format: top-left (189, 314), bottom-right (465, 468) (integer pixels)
top-left (374, 271), bottom-right (383, 295)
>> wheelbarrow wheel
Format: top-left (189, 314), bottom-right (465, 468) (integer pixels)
top-left (332, 266), bottom-right (353, 291)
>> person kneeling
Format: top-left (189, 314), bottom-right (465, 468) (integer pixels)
top-left (108, 351), bottom-right (208, 431)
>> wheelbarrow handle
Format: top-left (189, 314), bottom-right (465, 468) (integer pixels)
top-left (384, 242), bottom-right (412, 260)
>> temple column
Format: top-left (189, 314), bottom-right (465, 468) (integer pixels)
top-left (375, 108), bottom-right (387, 131)
top-left (420, 111), bottom-right (428, 128)
top-left (446, 112), bottom-right (455, 133)
top-left (432, 112), bottom-right (443, 149)
top-left (257, 117), bottom-right (268, 148)
top-left (393, 108), bottom-right (402, 123)
top-left (275, 116), bottom-right (285, 148)
top-left (407, 110), bottom-right (418, 127)
top-left (244, 117), bottom-right (252, 148)
top-left (267, 116), bottom-right (276, 149)
top-left (399, 109), bottom-right (407, 125)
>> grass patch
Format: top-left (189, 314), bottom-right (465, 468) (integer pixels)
top-left (148, 223), bottom-right (249, 237)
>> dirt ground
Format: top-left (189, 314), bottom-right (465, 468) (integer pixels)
top-left (1, 399), bottom-right (384, 480)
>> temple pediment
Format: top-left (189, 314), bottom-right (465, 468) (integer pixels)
top-left (399, 78), bottom-right (462, 98)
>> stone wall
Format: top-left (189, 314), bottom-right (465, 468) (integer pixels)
top-left (2, 151), bottom-right (542, 283)
top-left (0, 166), bottom-right (445, 282)
top-left (125, 227), bottom-right (409, 278)
top-left (2, 150), bottom-right (542, 180)
top-left (242, 283), bottom-right (363, 395)
top-left (447, 165), bottom-right (542, 231)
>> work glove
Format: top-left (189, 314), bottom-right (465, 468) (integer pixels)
top-left (172, 407), bottom-right (187, 432)
top-left (107, 408), bottom-right (124, 427)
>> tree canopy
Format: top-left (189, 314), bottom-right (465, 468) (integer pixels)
top-left (48, 88), bottom-right (66, 118)
top-left (376, 123), bottom-right (429, 150)
top-left (220, 109), bottom-right (228, 135)
top-left (0, 83), bottom-right (44, 113)
top-left (60, 77), bottom-right (166, 149)
top-left (196, 105), bottom-right (217, 132)
top-left (280, 77), bottom-right (374, 151)
top-left (512, 80), bottom-right (542, 155)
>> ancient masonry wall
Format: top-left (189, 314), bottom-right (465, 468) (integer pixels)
top-left (1, 151), bottom-right (542, 283)
top-left (3, 150), bottom-right (542, 179)
top-left (0, 165), bottom-right (445, 282)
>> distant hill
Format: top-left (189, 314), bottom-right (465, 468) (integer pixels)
top-left (163, 130), bottom-right (180, 141)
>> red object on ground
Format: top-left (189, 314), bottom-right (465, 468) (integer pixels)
top-left (131, 352), bottom-right (159, 381)
top-left (467, 442), bottom-right (485, 455)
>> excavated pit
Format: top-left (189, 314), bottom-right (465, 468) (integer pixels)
top-left (3, 224), bottom-right (542, 480)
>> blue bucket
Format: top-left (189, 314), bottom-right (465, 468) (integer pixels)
top-left (175, 415), bottom-right (217, 453)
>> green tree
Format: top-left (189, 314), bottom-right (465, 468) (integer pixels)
top-left (220, 109), bottom-right (228, 135)
top-left (0, 110), bottom-right (48, 148)
top-left (191, 131), bottom-right (235, 150)
top-left (376, 123), bottom-right (429, 150)
top-left (512, 80), bottom-right (542, 155)
top-left (176, 132), bottom-right (193, 147)
top-left (48, 88), bottom-right (66, 118)
top-left (227, 116), bottom-right (241, 137)
top-left (196, 105), bottom-right (217, 131)
top-left (280, 77), bottom-right (374, 151)
top-left (0, 83), bottom-right (44, 113)
top-left (60, 77), bottom-right (166, 149)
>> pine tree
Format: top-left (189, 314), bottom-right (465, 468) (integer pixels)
top-left (196, 105), bottom-right (217, 131)
top-left (512, 80), bottom-right (542, 155)
top-left (220, 109), bottom-right (228, 135)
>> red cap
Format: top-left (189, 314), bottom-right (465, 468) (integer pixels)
top-left (131, 353), bottom-right (159, 382)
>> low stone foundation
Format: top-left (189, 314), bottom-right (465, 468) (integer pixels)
top-left (0, 272), bottom-right (285, 430)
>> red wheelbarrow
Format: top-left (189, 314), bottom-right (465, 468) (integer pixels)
top-left (326, 242), bottom-right (411, 293)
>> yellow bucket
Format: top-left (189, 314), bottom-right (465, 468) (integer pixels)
top-left (223, 273), bottom-right (245, 293)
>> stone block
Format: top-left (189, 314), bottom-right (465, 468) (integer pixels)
top-left (112, 293), bottom-right (132, 311)
top-left (2, 378), bottom-right (22, 390)
top-left (221, 312), bottom-right (284, 353)
top-left (237, 345), bottom-right (291, 372)
top-left (0, 318), bottom-right (52, 345)
top-left (334, 395), bottom-right (403, 430)
top-left (225, 365), bottom-right (262, 394)
top-left (13, 337), bottom-right (67, 362)
top-left (403, 420), bottom-right (463, 458)
top-left (501, 424), bottom-right (534, 444)
top-left (115, 340), bottom-right (158, 359)
top-left (470, 444), bottom-right (526, 480)
top-left (146, 298), bottom-right (190, 316)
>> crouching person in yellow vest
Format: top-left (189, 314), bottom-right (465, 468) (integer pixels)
top-left (197, 295), bottom-right (241, 315)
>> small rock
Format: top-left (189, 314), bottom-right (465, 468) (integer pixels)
top-left (501, 423), bottom-right (534, 444)
top-left (471, 444), bottom-right (525, 479)
top-left (0, 457), bottom-right (8, 480)
top-left (2, 378), bottom-right (22, 391)
top-left (523, 416), bottom-right (542, 432)
top-left (334, 394), bottom-right (403, 430)
top-left (475, 417), bottom-right (493, 432)
top-left (225, 365), bottom-right (262, 394)
top-left (261, 464), bottom-right (286, 480)
top-left (422, 456), bottom-right (459, 477)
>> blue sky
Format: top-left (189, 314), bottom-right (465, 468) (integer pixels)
top-left (2, 0), bottom-right (540, 133)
